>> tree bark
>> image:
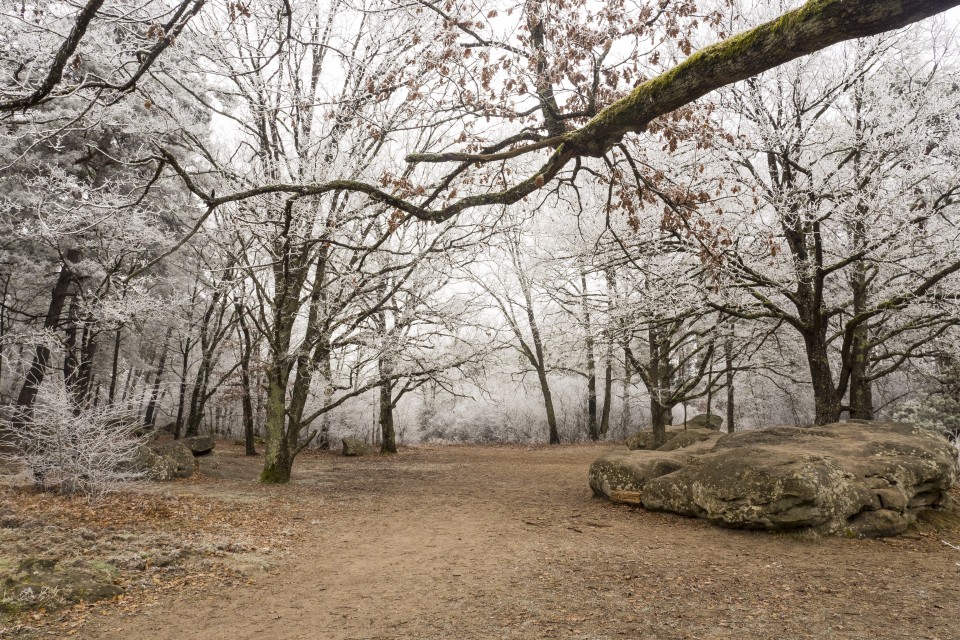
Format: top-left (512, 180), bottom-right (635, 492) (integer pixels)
top-left (236, 309), bottom-right (257, 456)
top-left (725, 338), bottom-right (735, 433)
top-left (317, 340), bottom-right (333, 450)
top-left (847, 83), bottom-right (875, 421)
top-left (17, 249), bottom-right (80, 411)
top-left (185, 352), bottom-right (211, 437)
top-left (620, 344), bottom-right (631, 433)
top-left (598, 341), bottom-right (613, 439)
top-left (582, 273), bottom-right (598, 440)
top-left (848, 258), bottom-right (875, 420)
top-left (537, 367), bottom-right (560, 445)
top-left (804, 330), bottom-right (842, 425)
top-left (144, 327), bottom-right (172, 429)
top-left (261, 356), bottom-right (293, 483)
top-left (650, 399), bottom-right (671, 447)
top-left (379, 381), bottom-right (396, 454)
top-left (0, 275), bottom-right (8, 392)
top-left (647, 327), bottom-right (673, 446)
top-left (260, 238), bottom-right (306, 483)
top-left (62, 295), bottom-right (80, 407)
top-left (108, 325), bottom-right (122, 405)
top-left (174, 338), bottom-right (191, 439)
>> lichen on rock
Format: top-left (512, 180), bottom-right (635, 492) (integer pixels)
top-left (591, 421), bottom-right (958, 537)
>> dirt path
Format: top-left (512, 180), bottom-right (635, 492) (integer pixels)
top-left (81, 444), bottom-right (960, 640)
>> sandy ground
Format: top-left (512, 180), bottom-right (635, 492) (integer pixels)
top-left (41, 443), bottom-right (960, 640)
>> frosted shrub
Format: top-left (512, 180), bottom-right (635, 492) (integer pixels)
top-left (0, 382), bottom-right (146, 499)
top-left (891, 393), bottom-right (960, 472)
top-left (892, 393), bottom-right (960, 436)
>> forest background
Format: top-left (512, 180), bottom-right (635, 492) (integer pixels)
top-left (2, 0), bottom-right (960, 483)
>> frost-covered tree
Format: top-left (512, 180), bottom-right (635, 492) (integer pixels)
top-left (710, 20), bottom-right (960, 424)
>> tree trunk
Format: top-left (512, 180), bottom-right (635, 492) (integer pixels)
top-left (74, 319), bottom-right (98, 408)
top-left (317, 343), bottom-right (333, 450)
top-left (144, 327), bottom-right (172, 428)
top-left (586, 344), bottom-right (598, 440)
top-left (108, 325), bottom-right (123, 405)
top-left (379, 382), bottom-right (396, 454)
top-left (848, 351), bottom-right (874, 420)
top-left (535, 367), bottom-right (560, 445)
top-left (725, 338), bottom-right (735, 433)
top-left (620, 344), bottom-right (631, 433)
top-left (17, 250), bottom-right (79, 410)
top-left (260, 359), bottom-right (293, 483)
top-left (185, 354), bottom-right (211, 437)
top-left (0, 275), bottom-right (8, 392)
top-left (62, 295), bottom-right (80, 408)
top-left (237, 311), bottom-right (257, 456)
top-left (582, 273), bottom-right (598, 440)
top-left (121, 366), bottom-right (136, 407)
top-left (260, 246), bottom-right (304, 484)
top-left (804, 331), bottom-right (841, 425)
top-left (705, 354), bottom-right (714, 428)
top-left (174, 339), bottom-right (192, 439)
top-left (515, 277), bottom-right (559, 443)
top-left (848, 281), bottom-right (874, 420)
top-left (847, 76), bottom-right (874, 422)
top-left (598, 341), bottom-right (613, 439)
top-left (648, 327), bottom-right (673, 445)
top-left (650, 399), bottom-right (670, 448)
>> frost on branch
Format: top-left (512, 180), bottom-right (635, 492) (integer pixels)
top-left (1, 381), bottom-right (147, 500)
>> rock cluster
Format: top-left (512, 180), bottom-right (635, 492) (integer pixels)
top-left (591, 421), bottom-right (958, 537)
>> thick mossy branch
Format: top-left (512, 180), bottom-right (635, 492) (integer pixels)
top-left (164, 0), bottom-right (960, 223)
top-left (566, 0), bottom-right (960, 156)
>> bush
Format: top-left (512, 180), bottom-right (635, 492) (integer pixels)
top-left (0, 382), bottom-right (146, 500)
top-left (892, 392), bottom-right (960, 436)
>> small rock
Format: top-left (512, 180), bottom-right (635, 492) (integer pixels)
top-left (0, 515), bottom-right (22, 529)
top-left (150, 549), bottom-right (182, 568)
top-left (180, 435), bottom-right (215, 456)
top-left (685, 413), bottom-right (724, 431)
top-left (75, 527), bottom-right (97, 541)
top-left (129, 441), bottom-right (196, 480)
top-left (342, 437), bottom-right (375, 457)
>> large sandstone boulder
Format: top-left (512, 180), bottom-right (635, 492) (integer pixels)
top-left (685, 413), bottom-right (723, 431)
top-left (180, 435), bottom-right (215, 456)
top-left (342, 437), bottom-right (374, 457)
top-left (591, 422), bottom-right (958, 537)
top-left (131, 441), bottom-right (196, 480)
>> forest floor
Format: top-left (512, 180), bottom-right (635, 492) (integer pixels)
top-left (2, 442), bottom-right (960, 639)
